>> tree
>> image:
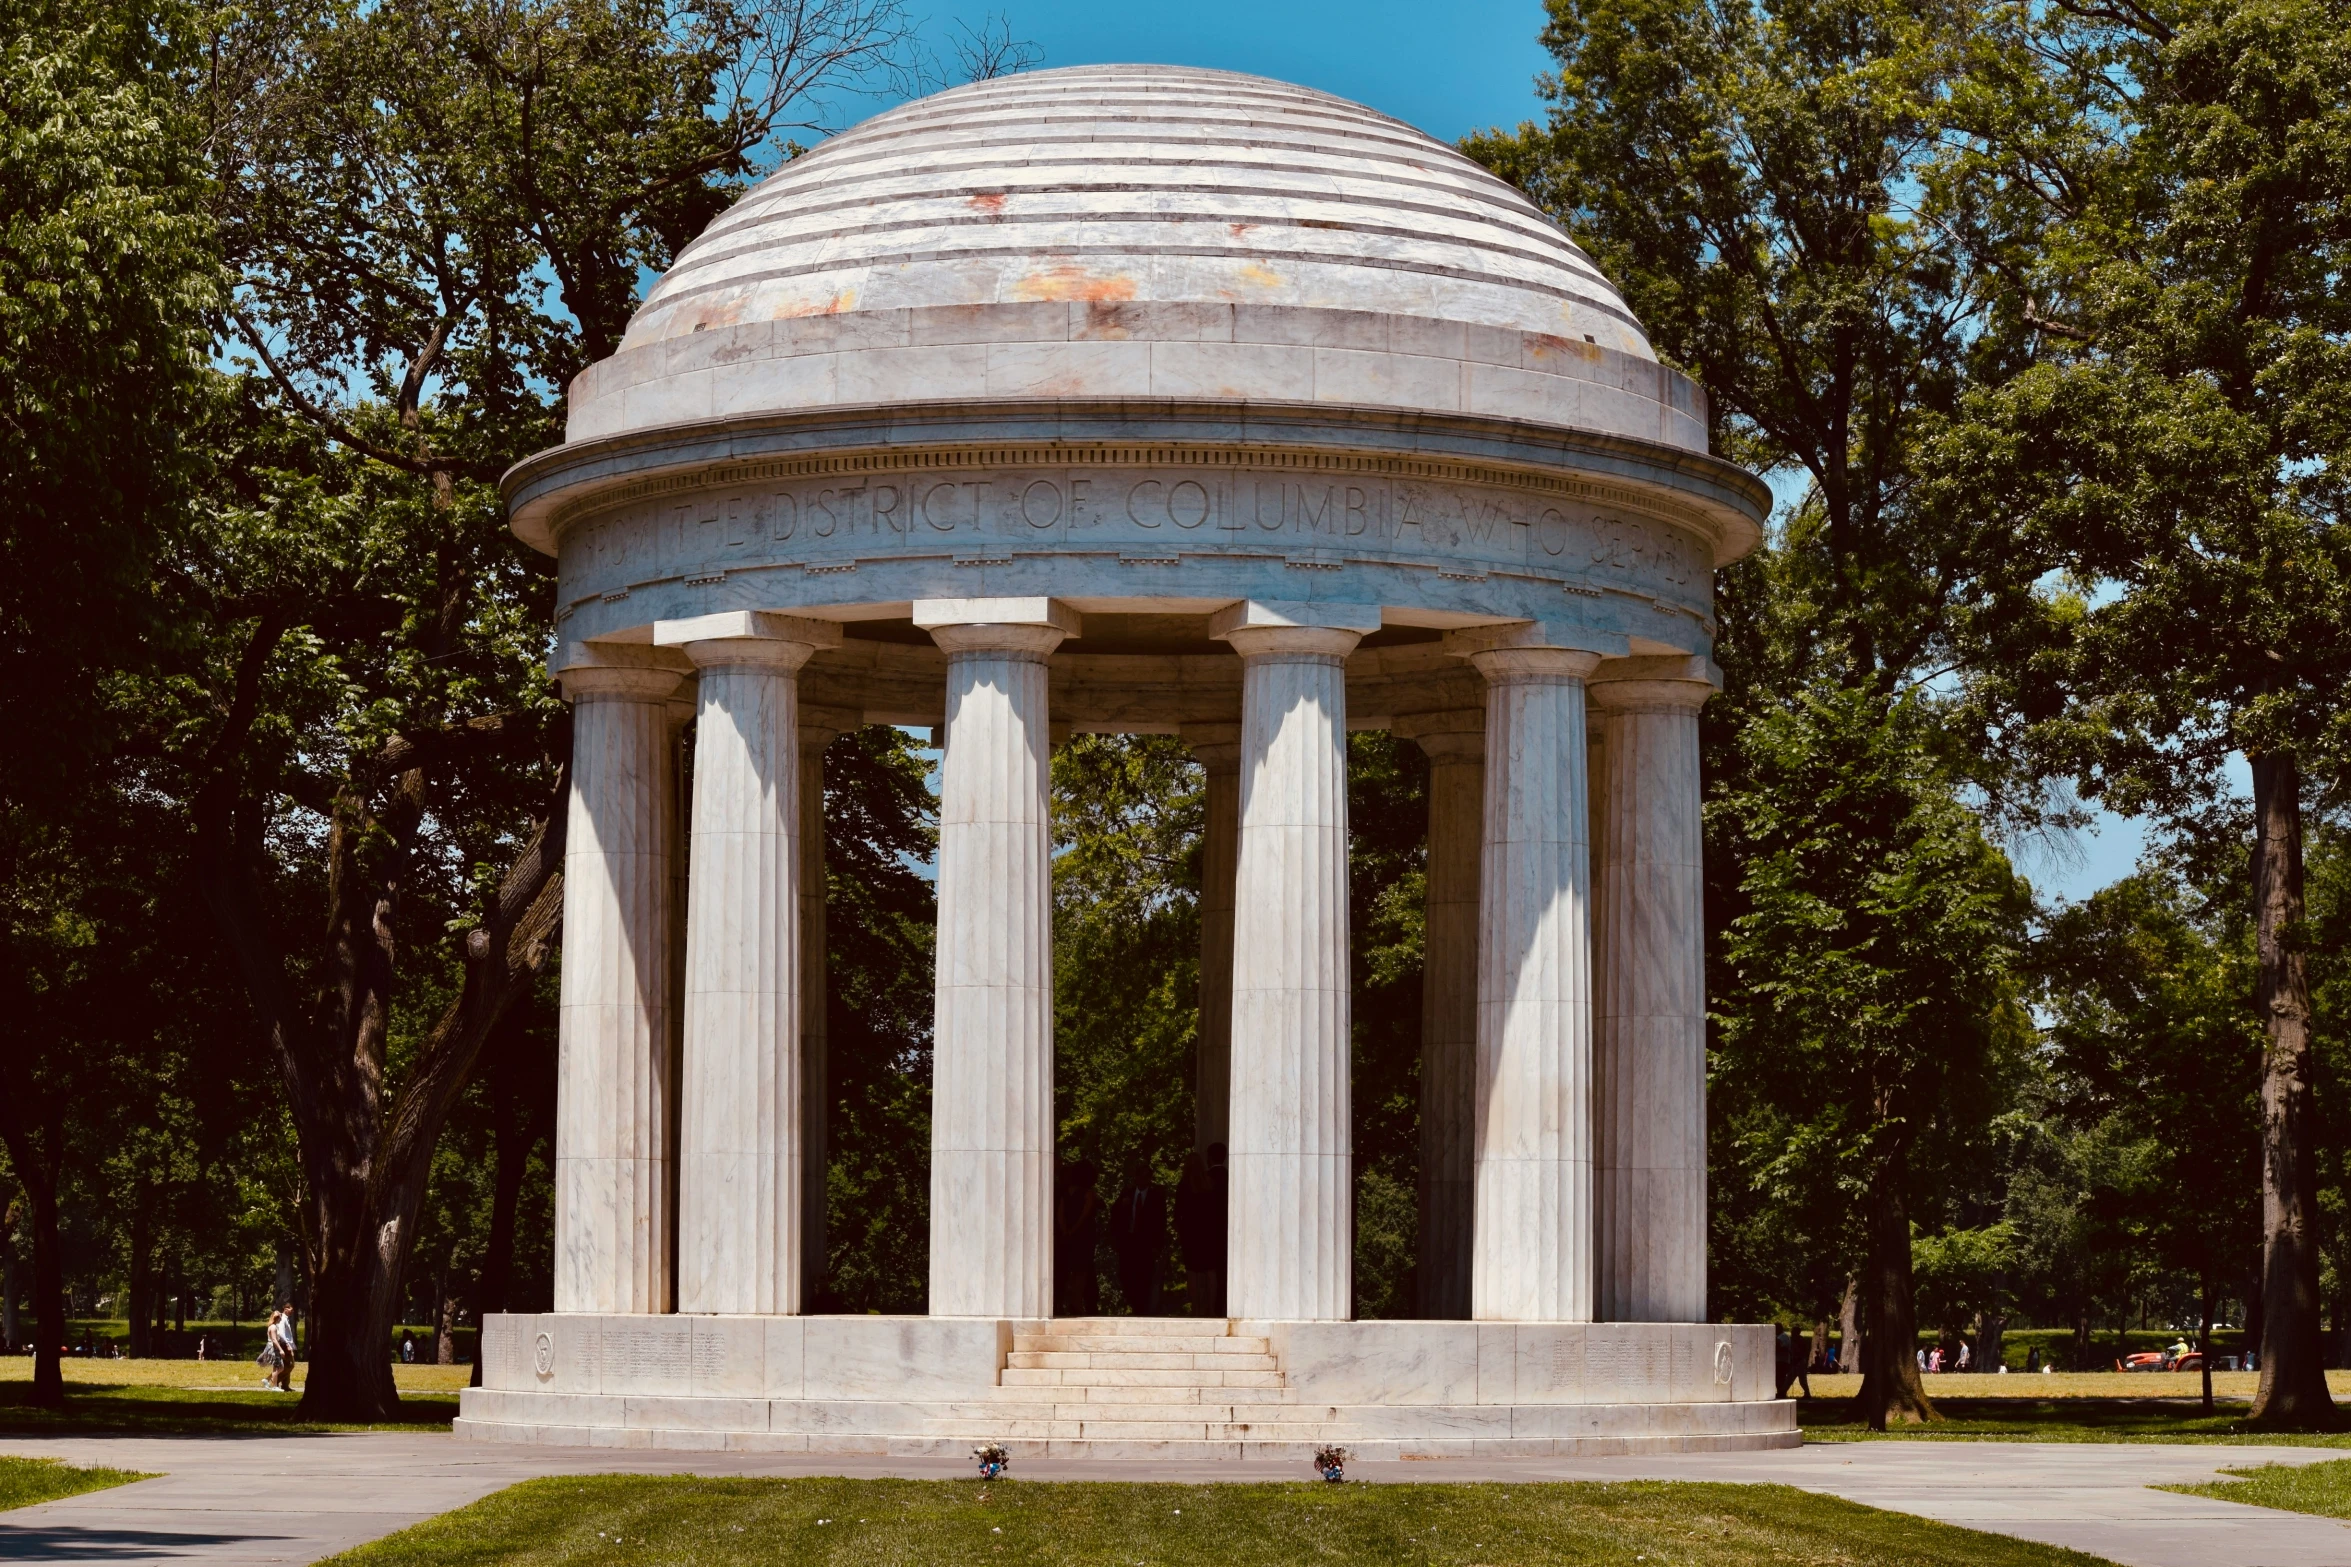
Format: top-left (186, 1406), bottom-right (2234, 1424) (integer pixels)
top-left (818, 726), bottom-right (937, 1313)
top-left (0, 0), bottom-right (218, 1406)
top-left (2035, 868), bottom-right (2264, 1410)
top-left (1049, 735), bottom-right (1202, 1312)
top-left (1711, 687), bottom-right (2029, 1422)
top-left (1348, 732), bottom-right (1428, 1321)
top-left (165, 0), bottom-right (915, 1417)
top-left (1931, 0), bottom-right (2351, 1428)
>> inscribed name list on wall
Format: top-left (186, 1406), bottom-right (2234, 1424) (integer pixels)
top-left (557, 458), bottom-right (1710, 610)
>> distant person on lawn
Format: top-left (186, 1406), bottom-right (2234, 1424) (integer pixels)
top-left (258, 1309), bottom-right (284, 1388)
top-left (270, 1306), bottom-right (297, 1391)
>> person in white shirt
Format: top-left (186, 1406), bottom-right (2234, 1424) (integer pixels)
top-left (269, 1306), bottom-right (297, 1392)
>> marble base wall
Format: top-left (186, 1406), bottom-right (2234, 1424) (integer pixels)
top-left (461, 1315), bottom-right (1793, 1458)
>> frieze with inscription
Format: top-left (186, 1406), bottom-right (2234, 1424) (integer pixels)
top-left (555, 461), bottom-right (1711, 612)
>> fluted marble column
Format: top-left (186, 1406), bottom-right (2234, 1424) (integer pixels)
top-left (1213, 602), bottom-right (1375, 1322)
top-left (1591, 659), bottom-right (1714, 1322)
top-left (798, 703), bottom-right (857, 1310)
top-left (662, 615), bottom-right (838, 1315)
top-left (1184, 722), bottom-right (1242, 1155)
top-left (1398, 711), bottom-right (1483, 1321)
top-left (555, 659), bottom-right (688, 1315)
top-left (1467, 641), bottom-right (1602, 1322)
top-left (917, 597), bottom-right (1075, 1318)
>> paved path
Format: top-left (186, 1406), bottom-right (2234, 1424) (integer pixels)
top-left (0, 1433), bottom-right (2343, 1565)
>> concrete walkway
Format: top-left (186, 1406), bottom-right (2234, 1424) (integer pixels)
top-left (0, 1432), bottom-right (2343, 1566)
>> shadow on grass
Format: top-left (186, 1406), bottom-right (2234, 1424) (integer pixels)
top-left (1799, 1395), bottom-right (2351, 1445)
top-left (0, 1380), bottom-right (457, 1436)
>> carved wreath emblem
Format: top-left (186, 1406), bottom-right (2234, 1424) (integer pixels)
top-left (533, 1331), bottom-right (556, 1378)
top-left (1712, 1341), bottom-right (1734, 1386)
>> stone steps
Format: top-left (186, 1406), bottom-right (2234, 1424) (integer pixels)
top-left (991, 1383), bottom-right (1293, 1406)
top-left (988, 1317), bottom-right (1290, 1428)
top-left (928, 1419), bottom-right (1346, 1443)
top-left (1001, 1365), bottom-right (1287, 1389)
top-left (1005, 1350), bottom-right (1280, 1370)
top-left (1018, 1334), bottom-right (1269, 1355)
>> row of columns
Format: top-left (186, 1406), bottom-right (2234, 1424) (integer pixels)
top-left (551, 600), bottom-right (1709, 1323)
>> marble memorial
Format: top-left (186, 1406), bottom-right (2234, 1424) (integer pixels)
top-left (457, 63), bottom-right (1795, 1457)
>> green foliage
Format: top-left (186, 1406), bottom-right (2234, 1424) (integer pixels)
top-left (1051, 734), bottom-right (1201, 1309)
top-left (1708, 686), bottom-right (2030, 1317)
top-left (819, 726), bottom-right (937, 1315)
top-left (1348, 730), bottom-right (1427, 1320)
top-left (2035, 871), bottom-right (2265, 1302)
top-left (1467, 0), bottom-right (1991, 685)
top-left (1926, 0), bottom-right (2351, 1425)
top-left (0, 0), bottom-right (217, 807)
top-left (1912, 1223), bottom-right (2018, 1345)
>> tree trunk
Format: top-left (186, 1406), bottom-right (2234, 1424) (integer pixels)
top-left (470, 1054), bottom-right (532, 1388)
top-left (1838, 1276), bottom-right (1861, 1376)
top-left (436, 1283), bottom-right (457, 1366)
top-left (2247, 751), bottom-right (2339, 1430)
top-left (1857, 1169), bottom-right (1938, 1427)
top-left (192, 746), bottom-right (567, 1423)
top-left (0, 1096), bottom-right (64, 1407)
top-left (27, 1179), bottom-right (64, 1405)
top-left (1976, 1305), bottom-right (2005, 1376)
top-left (2199, 1282), bottom-right (2215, 1417)
top-left (126, 1202), bottom-right (152, 1358)
top-left (1, 1208), bottom-right (16, 1352)
top-left (299, 1176), bottom-right (392, 1415)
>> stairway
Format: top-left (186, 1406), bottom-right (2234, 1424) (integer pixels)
top-left (926, 1317), bottom-right (1319, 1456)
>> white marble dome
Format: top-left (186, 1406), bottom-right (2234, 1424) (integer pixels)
top-left (564, 65), bottom-right (1709, 456)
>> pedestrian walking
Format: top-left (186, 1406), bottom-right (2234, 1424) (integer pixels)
top-left (258, 1309), bottom-right (284, 1389)
top-left (270, 1304), bottom-right (297, 1391)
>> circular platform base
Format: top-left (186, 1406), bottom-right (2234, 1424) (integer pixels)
top-left (461, 1314), bottom-right (1799, 1460)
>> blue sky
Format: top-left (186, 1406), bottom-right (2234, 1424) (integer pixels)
top-left (830, 0), bottom-right (1558, 143)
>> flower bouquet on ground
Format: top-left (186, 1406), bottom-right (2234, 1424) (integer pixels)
top-left (973, 1444), bottom-right (1010, 1479)
top-left (1313, 1445), bottom-right (1347, 1482)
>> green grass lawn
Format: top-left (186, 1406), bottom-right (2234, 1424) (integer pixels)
top-left (1796, 1374), bottom-right (2351, 1445)
top-left (2166, 1455), bottom-right (2351, 1518)
top-left (0, 1357), bottom-right (464, 1434)
top-left (0, 1455), bottom-right (150, 1511)
top-left (321, 1476), bottom-right (2118, 1567)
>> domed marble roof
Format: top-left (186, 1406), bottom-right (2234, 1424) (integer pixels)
top-left (626, 64), bottom-right (1650, 357)
top-left (562, 65), bottom-right (1708, 457)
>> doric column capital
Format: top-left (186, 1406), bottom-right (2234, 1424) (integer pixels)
top-left (557, 643), bottom-right (686, 704)
top-left (1181, 720), bottom-right (1244, 773)
top-left (653, 610), bottom-right (843, 672)
top-left (1588, 654), bottom-right (1722, 713)
top-left (798, 702), bottom-right (863, 749)
top-left (915, 597), bottom-right (1079, 661)
top-left (1468, 647), bottom-right (1603, 683)
top-left (1393, 708), bottom-right (1485, 764)
top-left (1444, 621), bottom-right (1610, 683)
top-left (1209, 599), bottom-right (1378, 660)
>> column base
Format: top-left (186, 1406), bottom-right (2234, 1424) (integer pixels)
top-left (458, 1314), bottom-right (1799, 1458)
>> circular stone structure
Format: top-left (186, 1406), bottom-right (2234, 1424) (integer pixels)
top-left (462, 64), bottom-right (1789, 1458)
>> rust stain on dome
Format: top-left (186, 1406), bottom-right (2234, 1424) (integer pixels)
top-left (772, 291), bottom-right (856, 319)
top-left (1010, 265), bottom-right (1137, 304)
